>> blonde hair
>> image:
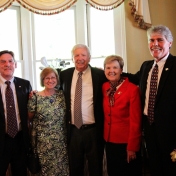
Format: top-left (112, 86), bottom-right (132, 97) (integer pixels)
top-left (104, 55), bottom-right (124, 69)
top-left (40, 67), bottom-right (59, 87)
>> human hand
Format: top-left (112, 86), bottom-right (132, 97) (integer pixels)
top-left (29, 90), bottom-right (37, 99)
top-left (127, 151), bottom-right (136, 163)
top-left (170, 150), bottom-right (176, 162)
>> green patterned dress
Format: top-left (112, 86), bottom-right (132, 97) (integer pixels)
top-left (28, 90), bottom-right (69, 176)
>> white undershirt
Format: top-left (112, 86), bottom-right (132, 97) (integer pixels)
top-left (71, 66), bottom-right (95, 124)
top-left (144, 53), bottom-right (169, 115)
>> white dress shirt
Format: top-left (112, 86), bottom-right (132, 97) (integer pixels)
top-left (71, 66), bottom-right (95, 125)
top-left (144, 53), bottom-right (169, 115)
top-left (0, 74), bottom-right (21, 131)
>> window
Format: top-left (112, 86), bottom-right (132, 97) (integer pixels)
top-left (32, 7), bottom-right (76, 90)
top-left (0, 1), bottom-right (126, 90)
top-left (87, 4), bottom-right (126, 69)
top-left (0, 6), bottom-right (23, 77)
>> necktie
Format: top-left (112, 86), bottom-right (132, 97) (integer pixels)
top-left (5, 81), bottom-right (18, 138)
top-left (74, 72), bottom-right (83, 129)
top-left (148, 64), bottom-right (158, 125)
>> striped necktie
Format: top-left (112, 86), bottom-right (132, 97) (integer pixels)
top-left (74, 72), bottom-right (83, 129)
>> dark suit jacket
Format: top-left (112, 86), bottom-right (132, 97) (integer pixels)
top-left (0, 77), bottom-right (32, 156)
top-left (59, 66), bottom-right (107, 144)
top-left (123, 54), bottom-right (176, 151)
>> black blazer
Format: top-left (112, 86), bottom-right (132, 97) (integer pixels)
top-left (59, 66), bottom-right (107, 144)
top-left (0, 77), bottom-right (32, 156)
top-left (123, 54), bottom-right (176, 151)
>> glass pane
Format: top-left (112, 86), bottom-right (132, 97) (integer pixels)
top-left (90, 57), bottom-right (105, 69)
top-left (35, 60), bottom-right (73, 91)
top-left (33, 8), bottom-right (76, 61)
top-left (14, 61), bottom-right (22, 78)
top-left (0, 7), bottom-right (21, 61)
top-left (88, 6), bottom-right (115, 58)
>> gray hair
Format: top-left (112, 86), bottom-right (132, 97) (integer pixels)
top-left (147, 25), bottom-right (173, 42)
top-left (71, 44), bottom-right (91, 58)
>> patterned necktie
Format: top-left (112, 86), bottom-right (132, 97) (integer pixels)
top-left (5, 81), bottom-right (18, 138)
top-left (148, 64), bottom-right (158, 125)
top-left (74, 72), bottom-right (83, 129)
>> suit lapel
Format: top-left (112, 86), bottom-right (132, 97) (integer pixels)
top-left (156, 55), bottom-right (174, 104)
top-left (91, 67), bottom-right (99, 106)
top-left (0, 90), bottom-right (5, 118)
top-left (64, 68), bottom-right (74, 104)
top-left (114, 79), bottom-right (128, 100)
top-left (141, 61), bottom-right (153, 105)
top-left (13, 78), bottom-right (20, 107)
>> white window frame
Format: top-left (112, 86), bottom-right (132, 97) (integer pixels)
top-left (10, 1), bottom-right (126, 89)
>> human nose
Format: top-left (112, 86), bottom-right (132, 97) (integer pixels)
top-left (109, 67), bottom-right (114, 72)
top-left (4, 61), bottom-right (10, 66)
top-left (153, 40), bottom-right (158, 46)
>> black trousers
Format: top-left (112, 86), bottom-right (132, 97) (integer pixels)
top-left (68, 125), bottom-right (104, 176)
top-left (0, 131), bottom-right (27, 176)
top-left (144, 120), bottom-right (176, 176)
top-left (105, 142), bottom-right (142, 176)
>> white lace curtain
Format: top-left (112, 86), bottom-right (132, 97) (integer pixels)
top-left (0, 0), bottom-right (151, 29)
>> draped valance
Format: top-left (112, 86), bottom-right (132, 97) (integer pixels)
top-left (0, 0), bottom-right (152, 30)
top-left (16, 0), bottom-right (77, 15)
top-left (0, 0), bottom-right (125, 14)
top-left (86, 0), bottom-right (124, 10)
top-left (0, 0), bottom-right (13, 13)
top-left (129, 0), bottom-right (151, 29)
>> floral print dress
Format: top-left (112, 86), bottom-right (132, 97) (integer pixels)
top-left (28, 90), bottom-right (69, 176)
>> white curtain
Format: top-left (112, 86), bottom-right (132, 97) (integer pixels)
top-left (129, 0), bottom-right (152, 29)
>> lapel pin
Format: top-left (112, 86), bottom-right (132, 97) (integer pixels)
top-left (117, 91), bottom-right (122, 95)
top-left (19, 86), bottom-right (21, 88)
top-left (165, 68), bottom-right (169, 71)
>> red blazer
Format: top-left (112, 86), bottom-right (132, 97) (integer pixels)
top-left (102, 77), bottom-right (142, 151)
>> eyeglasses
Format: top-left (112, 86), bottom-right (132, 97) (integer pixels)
top-left (44, 77), bottom-right (57, 81)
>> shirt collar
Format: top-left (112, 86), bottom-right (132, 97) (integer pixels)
top-left (75, 65), bottom-right (90, 75)
top-left (154, 52), bottom-right (169, 64)
top-left (0, 74), bottom-right (14, 84)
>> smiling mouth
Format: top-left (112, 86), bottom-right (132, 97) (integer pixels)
top-left (76, 60), bottom-right (84, 64)
top-left (151, 47), bottom-right (161, 51)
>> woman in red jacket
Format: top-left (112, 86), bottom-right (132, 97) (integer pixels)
top-left (103, 55), bottom-right (142, 176)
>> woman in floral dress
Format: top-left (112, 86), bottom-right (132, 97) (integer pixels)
top-left (28, 67), bottom-right (69, 176)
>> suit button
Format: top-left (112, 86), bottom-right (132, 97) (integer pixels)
top-left (108, 122), bottom-right (110, 125)
top-left (108, 114), bottom-right (110, 116)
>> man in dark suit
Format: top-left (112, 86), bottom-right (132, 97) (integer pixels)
top-left (0, 50), bottom-right (32, 176)
top-left (123, 25), bottom-right (176, 176)
top-left (59, 44), bottom-right (107, 176)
